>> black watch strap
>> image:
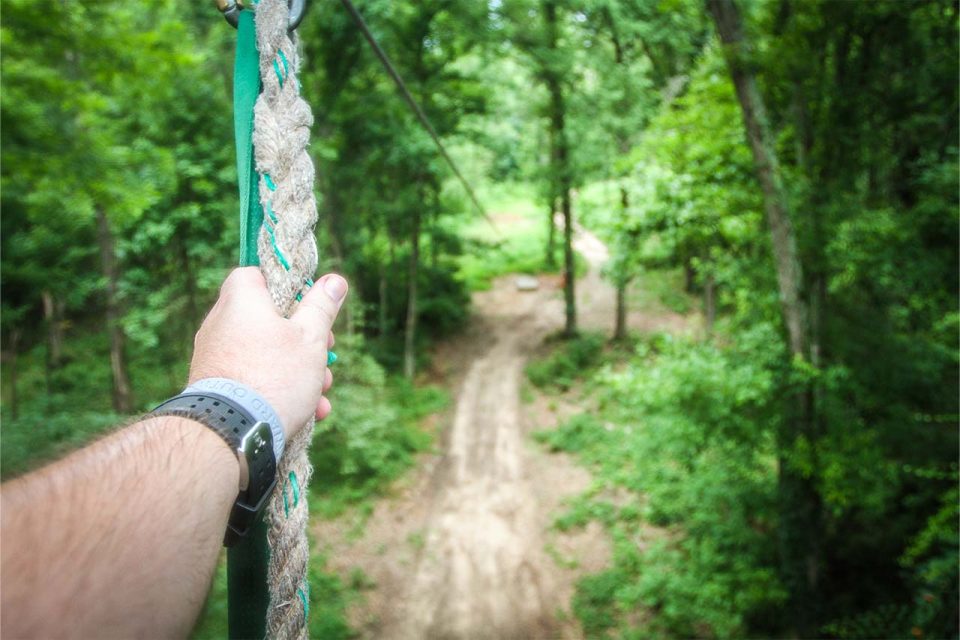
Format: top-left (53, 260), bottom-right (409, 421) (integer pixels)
top-left (151, 392), bottom-right (278, 546)
top-left (152, 392), bottom-right (250, 449)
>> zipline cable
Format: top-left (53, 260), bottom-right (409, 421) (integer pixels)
top-left (339, 0), bottom-right (499, 234)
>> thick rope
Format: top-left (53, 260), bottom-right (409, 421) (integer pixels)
top-left (252, 1), bottom-right (318, 637)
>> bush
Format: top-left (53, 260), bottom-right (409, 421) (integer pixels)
top-left (525, 333), bottom-right (605, 390)
top-left (310, 334), bottom-right (445, 516)
top-left (538, 331), bottom-right (788, 637)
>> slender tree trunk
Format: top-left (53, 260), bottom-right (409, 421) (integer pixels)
top-left (605, 13), bottom-right (633, 343)
top-left (561, 184), bottom-right (576, 337)
top-left (382, 233), bottom-right (396, 341)
top-left (95, 208), bottom-right (134, 414)
top-left (545, 1), bottom-right (576, 337)
top-left (546, 196), bottom-right (557, 270)
top-left (42, 290), bottom-right (64, 392)
top-left (706, 0), bottom-right (820, 634)
top-left (614, 282), bottom-right (628, 341)
top-left (403, 209), bottom-right (421, 379)
top-left (704, 270), bottom-right (716, 335)
top-left (545, 121), bottom-right (557, 270)
top-left (378, 260), bottom-right (389, 339)
top-left (684, 258), bottom-right (696, 293)
top-left (326, 195), bottom-right (357, 337)
top-left (613, 187), bottom-right (630, 341)
top-left (41, 291), bottom-right (64, 368)
top-left (707, 0), bottom-right (807, 357)
top-left (8, 327), bottom-right (21, 420)
top-left (177, 238), bottom-right (199, 355)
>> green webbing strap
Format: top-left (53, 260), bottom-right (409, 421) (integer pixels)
top-left (228, 10), bottom-right (270, 640)
top-left (234, 10), bottom-right (263, 269)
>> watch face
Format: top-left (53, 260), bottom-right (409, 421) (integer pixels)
top-left (239, 422), bottom-right (276, 496)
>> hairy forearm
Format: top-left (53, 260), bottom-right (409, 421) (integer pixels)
top-left (1, 416), bottom-right (238, 638)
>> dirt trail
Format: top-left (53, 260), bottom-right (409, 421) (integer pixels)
top-left (315, 223), bottom-right (687, 639)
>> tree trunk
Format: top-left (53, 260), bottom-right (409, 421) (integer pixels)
top-left (546, 196), bottom-right (557, 270)
top-left (707, 0), bottom-right (807, 357)
top-left (42, 290), bottom-right (65, 391)
top-left (614, 282), bottom-right (628, 341)
top-left (95, 208), bottom-right (134, 414)
top-left (704, 270), bottom-right (716, 335)
top-left (403, 209), bottom-right (421, 379)
top-left (324, 187), bottom-right (357, 337)
top-left (706, 0), bottom-right (820, 634)
top-left (177, 238), bottom-right (199, 354)
top-left (378, 260), bottom-right (389, 339)
top-left (545, 1), bottom-right (576, 337)
top-left (613, 187), bottom-right (630, 341)
top-left (8, 327), bottom-right (21, 420)
top-left (561, 185), bottom-right (576, 337)
top-left (684, 258), bottom-right (696, 293)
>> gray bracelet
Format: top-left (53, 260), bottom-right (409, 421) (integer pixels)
top-left (183, 378), bottom-right (285, 461)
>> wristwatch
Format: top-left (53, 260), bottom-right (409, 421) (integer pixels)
top-left (151, 390), bottom-right (279, 546)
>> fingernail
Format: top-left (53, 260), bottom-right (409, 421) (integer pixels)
top-left (327, 351), bottom-right (338, 366)
top-left (323, 275), bottom-right (347, 302)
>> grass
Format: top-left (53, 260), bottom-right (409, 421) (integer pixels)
top-left (545, 541), bottom-right (580, 570)
top-left (407, 530), bottom-right (426, 551)
top-left (457, 182), bottom-right (584, 291)
top-left (630, 268), bottom-right (696, 315)
top-left (525, 332), bottom-right (607, 391)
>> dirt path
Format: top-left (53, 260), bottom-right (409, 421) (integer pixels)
top-left (314, 224), bottom-right (687, 639)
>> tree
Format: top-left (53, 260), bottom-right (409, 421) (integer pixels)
top-left (706, 0), bottom-right (822, 632)
top-left (503, 0), bottom-right (579, 335)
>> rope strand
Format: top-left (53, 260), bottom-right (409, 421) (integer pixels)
top-left (252, 1), bottom-right (319, 637)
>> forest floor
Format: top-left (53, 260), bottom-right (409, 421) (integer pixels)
top-left (313, 216), bottom-right (689, 639)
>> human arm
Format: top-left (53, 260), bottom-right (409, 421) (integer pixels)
top-left (0, 268), bottom-right (348, 638)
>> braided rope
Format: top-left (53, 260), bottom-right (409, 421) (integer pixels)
top-left (252, 1), bottom-right (318, 637)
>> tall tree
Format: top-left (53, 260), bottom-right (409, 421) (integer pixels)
top-left (706, 0), bottom-right (821, 633)
top-left (543, 1), bottom-right (577, 336)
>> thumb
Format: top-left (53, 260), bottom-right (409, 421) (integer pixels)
top-left (291, 274), bottom-right (348, 337)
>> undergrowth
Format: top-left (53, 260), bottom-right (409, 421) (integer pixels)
top-left (456, 182), bottom-right (588, 291)
top-left (525, 332), bottom-right (606, 390)
top-left (531, 326), bottom-right (958, 639)
top-left (531, 329), bottom-right (787, 638)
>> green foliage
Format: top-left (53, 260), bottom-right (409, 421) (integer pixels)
top-left (573, 569), bottom-right (622, 637)
top-left (630, 268), bottom-right (695, 316)
top-left (566, 0), bottom-right (958, 636)
top-left (896, 483), bottom-right (960, 639)
top-left (526, 332), bottom-right (605, 390)
top-left (1, 411), bottom-right (120, 479)
top-left (538, 329), bottom-right (791, 637)
top-left (305, 553), bottom-right (359, 640)
top-left (310, 336), bottom-right (446, 517)
top-left (456, 184), bottom-right (560, 291)
top-left (1, 0), bottom-right (957, 637)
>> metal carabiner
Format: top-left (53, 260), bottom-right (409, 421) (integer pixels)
top-left (216, 0), bottom-right (308, 32)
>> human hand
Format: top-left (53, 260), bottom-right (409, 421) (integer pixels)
top-left (189, 268), bottom-right (348, 439)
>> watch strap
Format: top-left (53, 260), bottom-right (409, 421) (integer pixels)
top-left (184, 378), bottom-right (285, 461)
top-left (225, 421), bottom-right (278, 546)
top-left (150, 391), bottom-right (279, 547)
top-left (151, 392), bottom-right (251, 450)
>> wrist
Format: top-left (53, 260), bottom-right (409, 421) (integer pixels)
top-left (183, 377), bottom-right (286, 461)
top-left (150, 384), bottom-right (281, 546)
top-left (141, 415), bottom-right (240, 499)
